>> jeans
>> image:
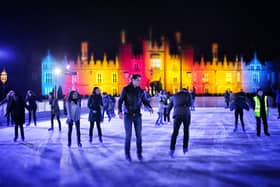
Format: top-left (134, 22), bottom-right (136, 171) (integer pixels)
top-left (235, 109), bottom-right (244, 128)
top-left (170, 115), bottom-right (190, 151)
top-left (156, 112), bottom-right (163, 125)
top-left (256, 113), bottom-right (269, 135)
top-left (124, 114), bottom-right (142, 157)
top-left (89, 120), bottom-right (102, 138)
top-left (68, 120), bottom-right (81, 145)
top-left (51, 114), bottom-right (61, 130)
top-left (14, 123), bottom-right (24, 140)
top-left (164, 108), bottom-right (170, 122)
top-left (28, 109), bottom-right (37, 125)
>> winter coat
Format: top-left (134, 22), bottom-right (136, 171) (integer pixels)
top-left (66, 100), bottom-right (81, 123)
top-left (118, 83), bottom-right (152, 115)
top-left (230, 92), bottom-right (249, 111)
top-left (168, 90), bottom-right (191, 118)
top-left (6, 96), bottom-right (27, 125)
top-left (25, 95), bottom-right (41, 110)
top-left (49, 97), bottom-right (60, 116)
top-left (88, 94), bottom-right (103, 122)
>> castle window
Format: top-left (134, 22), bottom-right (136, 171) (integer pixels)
top-left (172, 63), bottom-right (177, 71)
top-left (112, 72), bottom-right (117, 83)
top-left (225, 72), bottom-right (232, 83)
top-left (237, 72), bottom-right (241, 82)
top-left (112, 88), bottom-right (117, 96)
top-left (203, 73), bottom-right (209, 82)
top-left (97, 72), bottom-right (102, 84)
top-left (151, 58), bottom-right (160, 68)
top-left (249, 65), bottom-right (254, 71)
top-left (46, 72), bottom-right (52, 84)
top-left (150, 53), bottom-right (161, 68)
top-left (252, 73), bottom-right (259, 83)
top-left (134, 64), bottom-right (139, 71)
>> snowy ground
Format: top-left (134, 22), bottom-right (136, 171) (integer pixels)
top-left (0, 107), bottom-right (279, 187)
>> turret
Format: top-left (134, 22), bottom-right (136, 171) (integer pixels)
top-left (121, 30), bottom-right (126, 44)
top-left (212, 43), bottom-right (218, 63)
top-left (81, 42), bottom-right (88, 62)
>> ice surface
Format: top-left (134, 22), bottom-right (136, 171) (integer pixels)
top-left (0, 107), bottom-right (279, 187)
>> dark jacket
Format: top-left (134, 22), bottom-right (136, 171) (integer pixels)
top-left (230, 92), bottom-right (249, 111)
top-left (6, 95), bottom-right (27, 125)
top-left (49, 97), bottom-right (60, 116)
top-left (25, 95), bottom-right (41, 110)
top-left (168, 90), bottom-right (192, 118)
top-left (118, 83), bottom-right (152, 115)
top-left (88, 94), bottom-right (103, 121)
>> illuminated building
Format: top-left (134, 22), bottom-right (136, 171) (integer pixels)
top-left (41, 31), bottom-right (274, 96)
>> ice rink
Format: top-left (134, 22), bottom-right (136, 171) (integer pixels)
top-left (0, 107), bottom-right (279, 187)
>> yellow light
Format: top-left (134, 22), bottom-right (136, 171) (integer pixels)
top-left (0, 69), bottom-right (7, 84)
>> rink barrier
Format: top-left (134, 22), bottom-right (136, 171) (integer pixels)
top-left (0, 96), bottom-right (274, 125)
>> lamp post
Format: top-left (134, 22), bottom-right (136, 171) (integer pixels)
top-left (0, 69), bottom-right (7, 99)
top-left (54, 67), bottom-right (61, 98)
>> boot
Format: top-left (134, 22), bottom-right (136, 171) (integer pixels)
top-left (169, 150), bottom-right (175, 158)
top-left (99, 136), bottom-right (103, 143)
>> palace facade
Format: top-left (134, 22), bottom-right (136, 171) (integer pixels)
top-left (42, 30), bottom-right (275, 96)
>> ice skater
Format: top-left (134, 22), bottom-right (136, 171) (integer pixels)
top-left (25, 90), bottom-right (41, 126)
top-left (224, 90), bottom-right (230, 108)
top-left (230, 89), bottom-right (249, 132)
top-left (88, 87), bottom-right (103, 143)
top-left (0, 90), bottom-right (15, 126)
top-left (168, 88), bottom-right (192, 158)
top-left (6, 91), bottom-right (28, 142)
top-left (253, 88), bottom-right (270, 137)
top-left (48, 92), bottom-right (62, 132)
top-left (65, 90), bottom-right (82, 147)
top-left (155, 91), bottom-right (164, 126)
top-left (118, 74), bottom-right (153, 162)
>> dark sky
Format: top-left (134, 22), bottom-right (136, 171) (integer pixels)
top-left (0, 0), bottom-right (279, 66)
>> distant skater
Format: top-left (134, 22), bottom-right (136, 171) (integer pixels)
top-left (48, 92), bottom-right (62, 132)
top-left (66, 90), bottom-right (82, 147)
top-left (168, 88), bottom-right (192, 158)
top-left (88, 87), bottom-right (103, 143)
top-left (230, 89), bottom-right (249, 132)
top-left (6, 91), bottom-right (28, 142)
top-left (253, 88), bottom-right (270, 137)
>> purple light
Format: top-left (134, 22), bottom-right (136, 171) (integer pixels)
top-left (0, 48), bottom-right (14, 60)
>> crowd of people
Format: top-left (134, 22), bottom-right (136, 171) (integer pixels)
top-left (0, 74), bottom-right (276, 161)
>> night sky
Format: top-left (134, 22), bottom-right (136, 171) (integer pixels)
top-left (0, 0), bottom-right (279, 93)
